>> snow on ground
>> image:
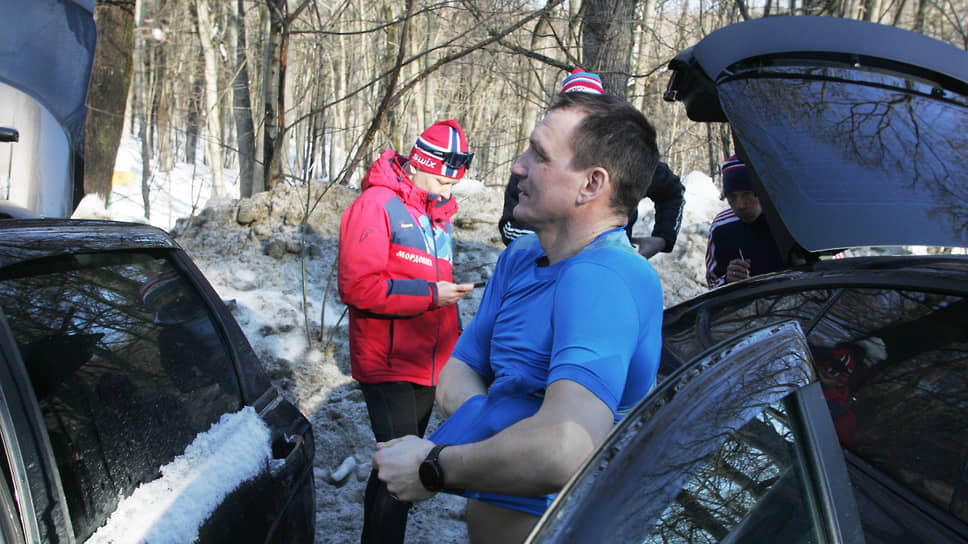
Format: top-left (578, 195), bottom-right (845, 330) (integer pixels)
top-left (77, 133), bottom-right (720, 543)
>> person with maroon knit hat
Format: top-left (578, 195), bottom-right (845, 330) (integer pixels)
top-left (338, 119), bottom-right (475, 544)
top-left (705, 154), bottom-right (783, 288)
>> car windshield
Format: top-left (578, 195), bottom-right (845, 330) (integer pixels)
top-left (0, 250), bottom-right (243, 540)
top-left (719, 63), bottom-right (968, 251)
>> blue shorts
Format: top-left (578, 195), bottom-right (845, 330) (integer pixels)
top-left (428, 392), bottom-right (556, 516)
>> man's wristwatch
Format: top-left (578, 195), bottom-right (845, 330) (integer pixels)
top-left (419, 444), bottom-right (450, 492)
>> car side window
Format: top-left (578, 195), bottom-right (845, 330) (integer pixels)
top-left (663, 287), bottom-right (968, 538)
top-left (0, 251), bottom-right (242, 541)
top-left (811, 292), bottom-right (968, 533)
top-left (646, 398), bottom-right (822, 543)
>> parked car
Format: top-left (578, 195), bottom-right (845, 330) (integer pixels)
top-left (527, 16), bottom-right (968, 544)
top-left (0, 219), bottom-right (316, 542)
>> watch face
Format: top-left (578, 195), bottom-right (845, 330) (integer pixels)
top-left (419, 459), bottom-right (442, 492)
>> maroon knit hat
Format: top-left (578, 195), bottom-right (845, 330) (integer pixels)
top-left (408, 119), bottom-right (472, 179)
top-left (722, 155), bottom-right (751, 195)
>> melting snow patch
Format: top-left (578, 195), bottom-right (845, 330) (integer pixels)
top-left (85, 406), bottom-right (272, 544)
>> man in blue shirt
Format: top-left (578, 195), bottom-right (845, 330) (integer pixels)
top-left (372, 90), bottom-right (664, 543)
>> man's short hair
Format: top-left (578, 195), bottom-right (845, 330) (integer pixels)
top-left (549, 92), bottom-right (659, 217)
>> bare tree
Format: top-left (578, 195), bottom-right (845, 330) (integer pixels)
top-left (263, 0), bottom-right (312, 190)
top-left (195, 0), bottom-right (226, 196)
top-left (85, 0), bottom-right (135, 203)
top-left (232, 0), bottom-right (259, 197)
top-left (581, 0), bottom-right (639, 96)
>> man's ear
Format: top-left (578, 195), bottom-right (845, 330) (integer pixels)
top-left (576, 167), bottom-right (610, 205)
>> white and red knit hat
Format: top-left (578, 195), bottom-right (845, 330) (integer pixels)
top-left (560, 68), bottom-right (605, 95)
top-left (408, 119), bottom-right (472, 179)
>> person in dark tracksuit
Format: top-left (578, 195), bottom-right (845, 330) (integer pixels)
top-left (337, 119), bottom-right (475, 544)
top-left (705, 155), bottom-right (783, 288)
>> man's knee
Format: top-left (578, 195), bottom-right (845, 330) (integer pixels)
top-left (466, 499), bottom-right (540, 544)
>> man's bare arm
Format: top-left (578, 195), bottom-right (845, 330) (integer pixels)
top-left (631, 235), bottom-right (667, 259)
top-left (436, 357), bottom-right (488, 418)
top-left (442, 378), bottom-right (613, 496)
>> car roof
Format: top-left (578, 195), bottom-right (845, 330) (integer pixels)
top-left (665, 16), bottom-right (968, 259)
top-left (0, 219), bottom-right (179, 268)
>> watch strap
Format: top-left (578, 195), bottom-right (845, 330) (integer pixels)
top-left (420, 443), bottom-right (452, 492)
top-left (426, 443), bottom-right (448, 466)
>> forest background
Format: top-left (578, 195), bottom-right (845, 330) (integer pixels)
top-left (82, 0), bottom-right (968, 216)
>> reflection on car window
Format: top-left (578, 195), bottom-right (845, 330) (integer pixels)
top-left (663, 287), bottom-right (968, 537)
top-left (647, 400), bottom-right (821, 543)
top-left (811, 292), bottom-right (968, 531)
top-left (719, 67), bottom-right (968, 250)
top-left (0, 251), bottom-right (242, 541)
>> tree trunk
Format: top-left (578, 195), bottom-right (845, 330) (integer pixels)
top-left (156, 63), bottom-right (174, 173)
top-left (84, 0), bottom-right (135, 203)
top-left (233, 0), bottom-right (259, 196)
top-left (196, 0), bottom-right (225, 196)
top-left (263, 0), bottom-right (285, 190)
top-left (185, 73), bottom-right (201, 164)
top-left (135, 0), bottom-right (153, 219)
top-left (581, 0), bottom-right (638, 97)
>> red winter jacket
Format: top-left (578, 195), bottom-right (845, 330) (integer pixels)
top-left (338, 149), bottom-right (460, 385)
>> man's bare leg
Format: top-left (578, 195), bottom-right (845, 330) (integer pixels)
top-left (466, 500), bottom-right (540, 544)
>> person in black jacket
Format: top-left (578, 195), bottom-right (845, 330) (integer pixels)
top-left (498, 68), bottom-right (685, 258)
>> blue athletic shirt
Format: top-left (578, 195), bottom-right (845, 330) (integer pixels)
top-left (429, 226), bottom-right (663, 515)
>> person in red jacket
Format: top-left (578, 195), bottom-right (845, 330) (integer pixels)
top-left (338, 119), bottom-right (475, 544)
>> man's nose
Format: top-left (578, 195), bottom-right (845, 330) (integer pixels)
top-left (511, 157), bottom-right (526, 177)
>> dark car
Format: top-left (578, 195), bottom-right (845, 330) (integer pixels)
top-left (0, 2), bottom-right (315, 541)
top-left (527, 16), bottom-right (968, 544)
top-left (0, 220), bottom-right (316, 542)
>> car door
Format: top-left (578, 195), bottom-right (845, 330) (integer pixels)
top-left (0, 246), bottom-right (313, 543)
top-left (0, 309), bottom-right (74, 543)
top-left (661, 270), bottom-right (968, 543)
top-left (527, 321), bottom-right (865, 543)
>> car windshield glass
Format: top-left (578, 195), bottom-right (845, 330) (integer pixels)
top-left (0, 250), bottom-right (243, 541)
top-left (719, 65), bottom-right (968, 251)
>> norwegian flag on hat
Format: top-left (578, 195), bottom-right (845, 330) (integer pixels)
top-left (560, 68), bottom-right (605, 95)
top-left (408, 119), bottom-right (471, 179)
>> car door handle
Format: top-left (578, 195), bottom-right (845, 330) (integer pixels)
top-left (272, 430), bottom-right (304, 461)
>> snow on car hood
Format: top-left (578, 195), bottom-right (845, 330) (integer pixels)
top-left (84, 406), bottom-right (271, 544)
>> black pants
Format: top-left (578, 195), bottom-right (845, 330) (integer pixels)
top-left (360, 381), bottom-right (436, 544)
